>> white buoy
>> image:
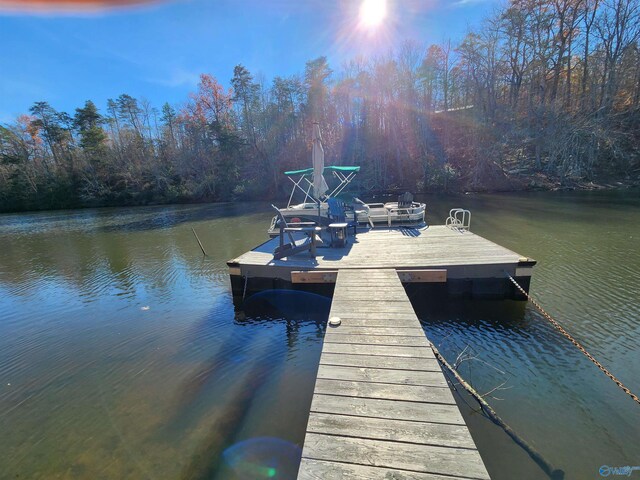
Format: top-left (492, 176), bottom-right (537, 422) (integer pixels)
top-left (328, 316), bottom-right (341, 327)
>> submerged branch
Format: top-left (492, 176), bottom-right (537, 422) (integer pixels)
top-left (431, 343), bottom-right (565, 480)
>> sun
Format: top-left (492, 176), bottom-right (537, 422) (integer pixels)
top-left (359, 0), bottom-right (387, 28)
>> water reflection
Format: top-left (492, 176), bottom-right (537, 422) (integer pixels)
top-left (0, 203), bottom-right (272, 302)
top-left (417, 292), bottom-right (640, 479)
top-left (1, 192), bottom-right (639, 480)
top-left (242, 290), bottom-right (331, 322)
top-left (178, 348), bottom-right (274, 480)
top-left (0, 204), bottom-right (324, 480)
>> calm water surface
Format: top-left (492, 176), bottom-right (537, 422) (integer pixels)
top-left (0, 191), bottom-right (639, 480)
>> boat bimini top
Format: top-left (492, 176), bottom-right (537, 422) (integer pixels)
top-left (283, 166), bottom-right (360, 208)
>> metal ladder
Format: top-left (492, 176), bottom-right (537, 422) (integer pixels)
top-left (446, 208), bottom-right (471, 232)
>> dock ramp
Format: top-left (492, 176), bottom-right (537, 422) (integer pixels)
top-left (297, 268), bottom-right (490, 479)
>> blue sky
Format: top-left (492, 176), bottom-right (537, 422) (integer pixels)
top-left (0, 0), bottom-right (500, 122)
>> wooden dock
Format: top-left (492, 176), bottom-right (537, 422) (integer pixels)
top-left (297, 268), bottom-right (490, 480)
top-left (228, 225), bottom-right (535, 299)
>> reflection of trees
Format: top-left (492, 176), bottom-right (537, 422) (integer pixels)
top-left (160, 299), bottom-right (324, 480)
top-left (0, 204), bottom-right (272, 301)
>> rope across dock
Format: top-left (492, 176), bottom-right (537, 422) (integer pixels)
top-left (507, 274), bottom-right (640, 406)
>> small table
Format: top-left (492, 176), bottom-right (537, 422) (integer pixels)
top-left (328, 223), bottom-right (349, 248)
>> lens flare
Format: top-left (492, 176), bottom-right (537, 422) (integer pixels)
top-left (222, 437), bottom-right (302, 479)
top-left (359, 0), bottom-right (387, 28)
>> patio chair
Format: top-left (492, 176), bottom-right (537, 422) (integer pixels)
top-left (327, 198), bottom-right (358, 236)
top-left (398, 192), bottom-right (414, 208)
top-left (271, 205), bottom-right (321, 260)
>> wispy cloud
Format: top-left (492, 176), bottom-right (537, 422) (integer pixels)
top-left (0, 76), bottom-right (48, 101)
top-left (146, 68), bottom-right (200, 88)
top-left (448, 0), bottom-right (497, 8)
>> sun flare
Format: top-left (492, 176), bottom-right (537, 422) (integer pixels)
top-left (359, 0), bottom-right (387, 28)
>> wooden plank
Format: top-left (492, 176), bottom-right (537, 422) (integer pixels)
top-left (301, 433), bottom-right (490, 480)
top-left (331, 297), bottom-right (417, 304)
top-left (397, 269), bottom-right (447, 283)
top-left (338, 272), bottom-right (398, 277)
top-left (331, 296), bottom-right (417, 303)
top-left (307, 412), bottom-right (478, 449)
top-left (298, 459), bottom-right (475, 480)
top-left (327, 311), bottom-right (418, 318)
top-left (319, 353), bottom-right (441, 371)
top-left (313, 379), bottom-right (454, 403)
top-left (330, 274), bottom-right (404, 278)
top-left (324, 326), bottom-right (425, 336)
top-left (329, 316), bottom-right (421, 327)
top-left (333, 286), bottom-right (408, 293)
top-left (332, 291), bottom-right (413, 300)
top-left (335, 280), bottom-right (406, 286)
top-left (323, 334), bottom-right (430, 347)
top-left (331, 320), bottom-right (421, 329)
top-left (338, 268), bottom-right (398, 274)
top-left (334, 313), bottom-right (420, 320)
top-left (515, 266), bottom-right (533, 276)
top-left (317, 365), bottom-right (448, 387)
top-left (322, 343), bottom-right (434, 358)
top-left (291, 270), bottom-right (338, 283)
top-left (329, 303), bottom-right (417, 313)
top-left (311, 394), bottom-right (463, 423)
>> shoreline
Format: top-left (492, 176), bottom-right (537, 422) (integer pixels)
top-left (1, 175), bottom-right (638, 215)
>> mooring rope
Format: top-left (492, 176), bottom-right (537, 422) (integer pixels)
top-left (430, 343), bottom-right (565, 480)
top-left (507, 274), bottom-right (640, 406)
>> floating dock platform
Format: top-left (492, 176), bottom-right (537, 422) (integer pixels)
top-left (297, 269), bottom-right (490, 479)
top-left (229, 223), bottom-right (536, 479)
top-left (228, 225), bottom-right (536, 299)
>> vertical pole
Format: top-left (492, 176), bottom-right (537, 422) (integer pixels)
top-left (191, 228), bottom-right (207, 256)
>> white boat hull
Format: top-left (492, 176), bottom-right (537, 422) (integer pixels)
top-left (268, 201), bottom-right (426, 236)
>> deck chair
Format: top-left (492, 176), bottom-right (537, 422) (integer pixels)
top-left (271, 205), bottom-right (321, 260)
top-left (327, 198), bottom-right (358, 236)
top-left (398, 192), bottom-right (414, 208)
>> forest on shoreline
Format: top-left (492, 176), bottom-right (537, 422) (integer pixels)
top-left (1, 0), bottom-right (639, 213)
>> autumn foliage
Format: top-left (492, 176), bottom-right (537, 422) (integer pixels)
top-left (1, 0), bottom-right (639, 212)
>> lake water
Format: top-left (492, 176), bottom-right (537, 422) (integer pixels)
top-left (0, 191), bottom-right (639, 480)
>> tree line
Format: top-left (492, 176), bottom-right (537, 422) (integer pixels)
top-left (1, 0), bottom-right (639, 212)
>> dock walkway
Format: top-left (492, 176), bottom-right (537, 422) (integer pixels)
top-left (297, 268), bottom-right (490, 480)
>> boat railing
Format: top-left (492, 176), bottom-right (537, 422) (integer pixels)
top-left (388, 204), bottom-right (425, 223)
top-left (365, 203), bottom-right (426, 226)
top-left (446, 208), bottom-right (471, 232)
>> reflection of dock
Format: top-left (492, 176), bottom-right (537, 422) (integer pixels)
top-left (297, 269), bottom-right (490, 479)
top-left (228, 225), bottom-right (535, 299)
